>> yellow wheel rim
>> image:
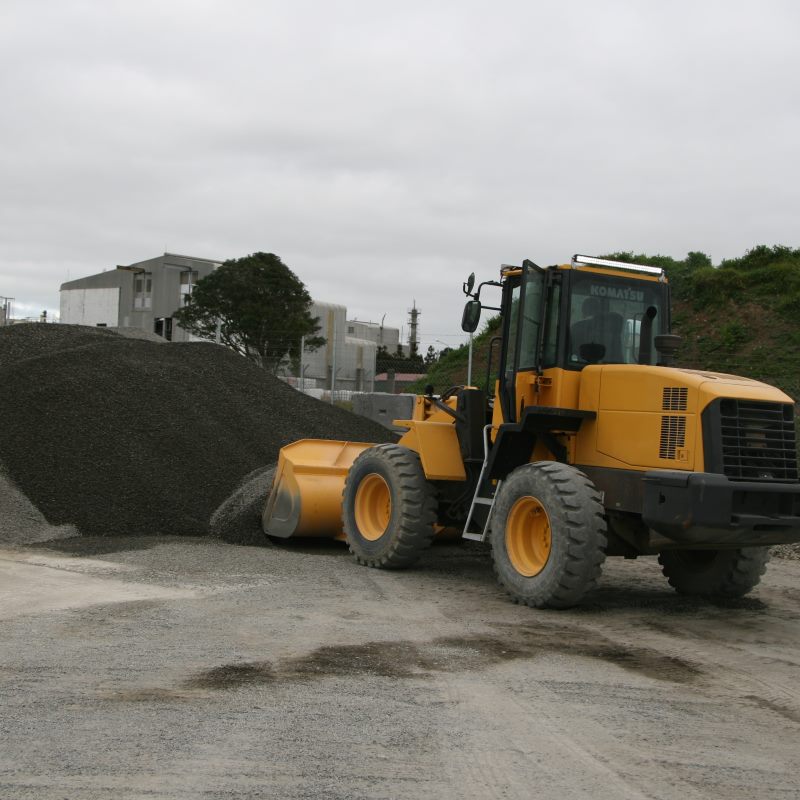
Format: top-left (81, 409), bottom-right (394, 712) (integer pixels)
top-left (505, 495), bottom-right (552, 577)
top-left (354, 474), bottom-right (392, 541)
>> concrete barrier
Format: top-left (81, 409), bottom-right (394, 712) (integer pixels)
top-left (352, 392), bottom-right (416, 433)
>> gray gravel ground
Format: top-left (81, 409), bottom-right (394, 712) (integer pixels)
top-left (1, 536), bottom-right (799, 800)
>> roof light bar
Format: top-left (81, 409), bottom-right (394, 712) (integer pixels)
top-left (572, 254), bottom-right (664, 276)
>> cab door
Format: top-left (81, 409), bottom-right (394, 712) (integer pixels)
top-left (498, 261), bottom-right (547, 423)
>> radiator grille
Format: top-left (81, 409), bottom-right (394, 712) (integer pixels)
top-left (660, 415), bottom-right (686, 459)
top-left (662, 387), bottom-right (688, 411)
top-left (718, 400), bottom-right (798, 481)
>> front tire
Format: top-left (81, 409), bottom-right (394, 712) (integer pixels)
top-left (490, 462), bottom-right (607, 609)
top-left (658, 547), bottom-right (771, 597)
top-left (342, 444), bottom-right (437, 569)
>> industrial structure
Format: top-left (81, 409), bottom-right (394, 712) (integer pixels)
top-left (296, 302), bottom-right (377, 393)
top-left (0, 296), bottom-right (11, 326)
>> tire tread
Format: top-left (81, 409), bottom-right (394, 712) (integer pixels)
top-left (658, 547), bottom-right (771, 597)
top-left (491, 461), bottom-right (607, 609)
top-left (343, 444), bottom-right (438, 570)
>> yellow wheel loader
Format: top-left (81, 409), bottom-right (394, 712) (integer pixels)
top-left (263, 255), bottom-right (800, 608)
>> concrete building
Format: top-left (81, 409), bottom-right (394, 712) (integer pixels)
top-left (0, 296), bottom-right (12, 326)
top-left (59, 253), bottom-right (221, 341)
top-left (297, 302), bottom-right (390, 393)
top-left (345, 319), bottom-right (402, 354)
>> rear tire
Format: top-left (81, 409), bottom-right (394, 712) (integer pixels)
top-left (490, 462), bottom-right (607, 609)
top-left (658, 547), bottom-right (771, 597)
top-left (342, 444), bottom-right (437, 569)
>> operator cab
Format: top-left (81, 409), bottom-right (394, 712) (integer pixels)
top-left (553, 257), bottom-right (669, 369)
top-left (462, 254), bottom-right (671, 424)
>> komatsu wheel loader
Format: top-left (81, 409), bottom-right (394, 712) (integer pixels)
top-left (263, 254), bottom-right (800, 608)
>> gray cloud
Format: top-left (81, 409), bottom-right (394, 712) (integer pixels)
top-left (1, 0), bottom-right (798, 342)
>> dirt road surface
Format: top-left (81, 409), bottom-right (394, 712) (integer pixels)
top-left (1, 536), bottom-right (799, 799)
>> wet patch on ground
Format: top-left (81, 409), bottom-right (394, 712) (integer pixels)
top-left (455, 626), bottom-right (702, 684)
top-left (184, 661), bottom-right (277, 689)
top-left (744, 695), bottom-right (800, 725)
top-left (576, 645), bottom-right (700, 682)
top-left (103, 687), bottom-right (199, 703)
top-left (577, 587), bottom-right (768, 614)
top-left (180, 623), bottom-right (702, 693)
top-left (283, 641), bottom-right (427, 678)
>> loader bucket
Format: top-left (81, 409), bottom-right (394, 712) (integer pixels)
top-left (262, 439), bottom-right (376, 539)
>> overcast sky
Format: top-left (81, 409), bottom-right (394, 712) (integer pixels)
top-left (1, 0), bottom-right (798, 350)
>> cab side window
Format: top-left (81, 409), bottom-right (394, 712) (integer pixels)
top-left (518, 270), bottom-right (545, 371)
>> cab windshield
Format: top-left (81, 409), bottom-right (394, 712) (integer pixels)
top-left (567, 272), bottom-right (666, 366)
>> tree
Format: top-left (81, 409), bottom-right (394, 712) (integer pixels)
top-left (174, 252), bottom-right (324, 372)
top-left (375, 345), bottom-right (392, 374)
top-left (375, 344), bottom-right (426, 375)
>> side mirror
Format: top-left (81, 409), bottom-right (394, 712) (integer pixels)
top-left (461, 299), bottom-right (481, 333)
top-left (463, 272), bottom-right (475, 296)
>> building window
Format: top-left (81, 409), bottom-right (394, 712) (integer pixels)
top-left (133, 272), bottom-right (152, 310)
top-left (348, 326), bottom-right (355, 334)
top-left (180, 270), bottom-right (199, 304)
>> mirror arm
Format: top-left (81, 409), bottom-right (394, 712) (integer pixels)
top-left (472, 280), bottom-right (502, 302)
top-left (423, 387), bottom-right (467, 422)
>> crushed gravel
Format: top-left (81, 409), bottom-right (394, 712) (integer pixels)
top-left (0, 324), bottom-right (393, 540)
top-left (0, 466), bottom-right (79, 545)
top-left (209, 464), bottom-right (276, 545)
top-left (108, 326), bottom-right (167, 343)
top-left (771, 543), bottom-right (800, 560)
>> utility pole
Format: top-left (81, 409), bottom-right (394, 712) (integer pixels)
top-left (408, 301), bottom-right (420, 357)
top-left (330, 316), bottom-right (336, 404)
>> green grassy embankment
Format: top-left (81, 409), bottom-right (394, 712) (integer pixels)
top-left (413, 245), bottom-right (800, 401)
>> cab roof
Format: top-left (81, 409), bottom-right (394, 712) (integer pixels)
top-left (501, 255), bottom-right (667, 283)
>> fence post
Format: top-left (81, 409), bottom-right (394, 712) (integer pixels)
top-left (330, 317), bottom-right (336, 403)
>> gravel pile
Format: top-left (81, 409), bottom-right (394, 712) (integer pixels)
top-left (0, 466), bottom-right (79, 545)
top-left (0, 324), bottom-right (393, 540)
top-left (209, 464), bottom-right (276, 544)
